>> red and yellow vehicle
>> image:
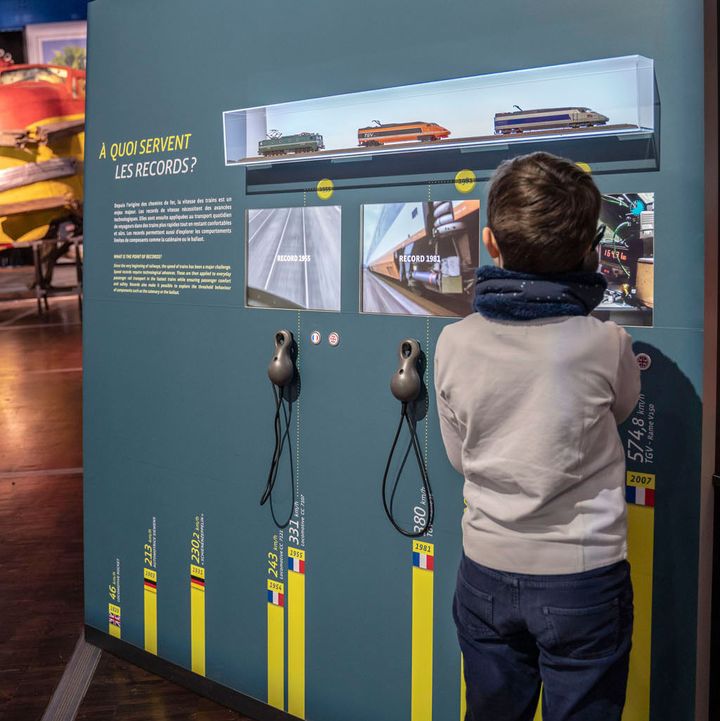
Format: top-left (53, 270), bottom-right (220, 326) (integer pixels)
top-left (358, 120), bottom-right (450, 147)
top-left (0, 64), bottom-right (86, 248)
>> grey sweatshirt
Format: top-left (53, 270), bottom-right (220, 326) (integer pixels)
top-left (434, 312), bottom-right (641, 575)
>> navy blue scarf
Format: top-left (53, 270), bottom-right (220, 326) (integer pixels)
top-left (473, 265), bottom-right (607, 321)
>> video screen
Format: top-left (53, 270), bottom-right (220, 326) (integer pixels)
top-left (594, 193), bottom-right (654, 327)
top-left (246, 206), bottom-right (341, 312)
top-left (361, 200), bottom-right (480, 317)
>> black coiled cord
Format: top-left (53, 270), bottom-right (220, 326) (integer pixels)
top-left (381, 402), bottom-right (434, 537)
top-left (260, 383), bottom-right (295, 529)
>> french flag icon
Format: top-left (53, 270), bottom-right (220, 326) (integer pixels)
top-left (289, 556), bottom-right (305, 574)
top-left (267, 589), bottom-right (285, 607)
top-left (413, 551), bottom-right (434, 571)
top-left (626, 485), bottom-right (655, 507)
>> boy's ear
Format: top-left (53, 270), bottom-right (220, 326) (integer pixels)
top-left (482, 226), bottom-right (502, 264)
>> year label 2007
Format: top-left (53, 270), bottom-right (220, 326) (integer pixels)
top-left (626, 471), bottom-right (656, 490)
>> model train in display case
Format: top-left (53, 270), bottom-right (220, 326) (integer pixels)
top-left (255, 106), bottom-right (610, 157)
top-left (493, 106), bottom-right (609, 134)
top-left (357, 120), bottom-right (451, 146)
top-left (257, 131), bottom-right (325, 156)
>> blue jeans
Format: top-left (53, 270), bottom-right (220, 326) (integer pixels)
top-left (454, 554), bottom-right (633, 721)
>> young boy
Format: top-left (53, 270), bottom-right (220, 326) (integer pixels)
top-left (434, 152), bottom-right (640, 721)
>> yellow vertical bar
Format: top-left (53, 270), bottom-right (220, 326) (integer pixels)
top-left (288, 548), bottom-right (306, 719)
top-left (461, 500), bottom-right (467, 721)
top-left (623, 505), bottom-right (654, 721)
top-left (411, 540), bottom-right (434, 721)
top-left (108, 602), bottom-right (121, 639)
top-left (532, 505), bottom-right (654, 721)
top-left (144, 568), bottom-right (158, 655)
top-left (534, 692), bottom-right (543, 721)
top-left (190, 564), bottom-right (205, 676)
top-left (267, 579), bottom-right (285, 710)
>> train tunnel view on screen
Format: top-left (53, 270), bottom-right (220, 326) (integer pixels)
top-left (246, 206), bottom-right (342, 311)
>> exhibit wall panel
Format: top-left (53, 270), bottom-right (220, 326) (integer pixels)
top-left (83, 1), bottom-right (706, 720)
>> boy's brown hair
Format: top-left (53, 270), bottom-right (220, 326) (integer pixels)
top-left (486, 152), bottom-right (601, 274)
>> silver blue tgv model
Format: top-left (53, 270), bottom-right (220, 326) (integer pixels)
top-left (494, 106), bottom-right (610, 134)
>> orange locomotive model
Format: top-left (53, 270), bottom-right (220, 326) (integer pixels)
top-left (357, 119), bottom-right (450, 146)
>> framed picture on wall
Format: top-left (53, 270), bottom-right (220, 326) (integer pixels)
top-left (0, 31), bottom-right (26, 66)
top-left (25, 21), bottom-right (87, 69)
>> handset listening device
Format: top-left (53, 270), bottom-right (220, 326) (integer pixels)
top-left (260, 329), bottom-right (297, 528)
top-left (382, 338), bottom-right (434, 537)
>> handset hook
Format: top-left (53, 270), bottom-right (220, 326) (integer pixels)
top-left (268, 329), bottom-right (296, 388)
top-left (390, 338), bottom-right (422, 403)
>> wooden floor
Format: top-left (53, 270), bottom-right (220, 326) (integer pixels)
top-left (0, 297), bottom-right (247, 721)
top-left (0, 469), bottom-right (84, 721)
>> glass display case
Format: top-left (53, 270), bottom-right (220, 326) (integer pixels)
top-left (224, 55), bottom-right (657, 187)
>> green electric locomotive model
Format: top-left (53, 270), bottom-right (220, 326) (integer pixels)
top-left (258, 130), bottom-right (325, 156)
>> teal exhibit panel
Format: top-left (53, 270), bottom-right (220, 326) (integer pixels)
top-left (83, 1), bottom-right (705, 720)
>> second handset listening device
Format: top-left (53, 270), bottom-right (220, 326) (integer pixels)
top-left (381, 339), bottom-right (435, 537)
top-left (259, 331), bottom-right (434, 537)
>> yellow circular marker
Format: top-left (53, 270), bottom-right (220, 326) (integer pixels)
top-left (576, 162), bottom-right (592, 174)
top-left (454, 169), bottom-right (476, 194)
top-left (316, 178), bottom-right (334, 200)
